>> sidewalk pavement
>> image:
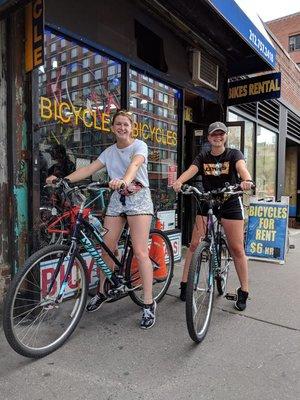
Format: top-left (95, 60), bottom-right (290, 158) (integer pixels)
top-left (0, 236), bottom-right (299, 400)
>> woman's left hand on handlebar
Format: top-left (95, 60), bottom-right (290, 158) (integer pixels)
top-left (109, 178), bottom-right (126, 190)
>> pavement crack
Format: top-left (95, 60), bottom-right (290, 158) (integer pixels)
top-left (219, 307), bottom-right (300, 332)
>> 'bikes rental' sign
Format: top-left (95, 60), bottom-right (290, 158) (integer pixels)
top-left (228, 72), bottom-right (281, 106)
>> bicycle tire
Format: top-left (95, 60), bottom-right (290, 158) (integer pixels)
top-left (186, 241), bottom-right (214, 343)
top-left (215, 239), bottom-right (231, 296)
top-left (125, 228), bottom-right (174, 307)
top-left (3, 244), bottom-right (88, 358)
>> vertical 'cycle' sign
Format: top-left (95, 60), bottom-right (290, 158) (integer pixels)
top-left (25, 0), bottom-right (44, 72)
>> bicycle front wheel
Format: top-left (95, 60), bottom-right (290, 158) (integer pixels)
top-left (125, 228), bottom-right (174, 307)
top-left (186, 241), bottom-right (214, 343)
top-left (3, 245), bottom-right (88, 358)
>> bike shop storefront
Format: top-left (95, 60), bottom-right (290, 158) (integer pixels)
top-left (24, 0), bottom-right (276, 262)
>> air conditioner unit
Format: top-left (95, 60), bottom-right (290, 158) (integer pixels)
top-left (192, 50), bottom-right (219, 90)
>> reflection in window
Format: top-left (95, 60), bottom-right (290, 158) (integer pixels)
top-left (228, 112), bottom-right (255, 180)
top-left (95, 69), bottom-right (102, 80)
top-left (256, 126), bottom-right (277, 197)
top-left (129, 68), bottom-right (179, 223)
top-left (37, 30), bottom-right (122, 234)
top-left (71, 47), bottom-right (77, 58)
top-left (94, 54), bottom-right (102, 64)
top-left (82, 58), bottom-right (90, 68)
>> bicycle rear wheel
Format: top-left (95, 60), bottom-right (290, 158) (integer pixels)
top-left (215, 239), bottom-right (232, 295)
top-left (186, 241), bottom-right (214, 343)
top-left (125, 228), bottom-right (174, 307)
top-left (3, 245), bottom-right (88, 358)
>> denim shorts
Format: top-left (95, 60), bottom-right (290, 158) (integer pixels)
top-left (106, 187), bottom-right (154, 217)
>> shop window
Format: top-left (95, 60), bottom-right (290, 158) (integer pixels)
top-left (129, 68), bottom-right (179, 226)
top-left (37, 31), bottom-right (122, 244)
top-left (256, 126), bottom-right (277, 198)
top-left (289, 34), bottom-right (300, 52)
top-left (228, 112), bottom-right (255, 181)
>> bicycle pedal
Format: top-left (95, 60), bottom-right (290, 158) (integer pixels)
top-left (225, 292), bottom-right (237, 301)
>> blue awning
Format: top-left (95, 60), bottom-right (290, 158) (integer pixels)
top-left (208, 0), bottom-right (276, 68)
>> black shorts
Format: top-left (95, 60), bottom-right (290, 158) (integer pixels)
top-left (197, 196), bottom-right (244, 220)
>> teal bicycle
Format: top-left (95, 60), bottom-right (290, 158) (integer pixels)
top-left (181, 183), bottom-right (247, 343)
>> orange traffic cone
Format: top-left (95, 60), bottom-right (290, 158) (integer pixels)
top-left (130, 256), bottom-right (142, 287)
top-left (150, 219), bottom-right (168, 281)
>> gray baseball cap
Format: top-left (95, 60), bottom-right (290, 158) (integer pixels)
top-left (208, 121), bottom-right (228, 134)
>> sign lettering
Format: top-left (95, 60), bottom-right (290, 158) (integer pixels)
top-left (40, 96), bottom-right (177, 147)
top-left (228, 72), bottom-right (281, 106)
top-left (245, 199), bottom-right (289, 263)
top-left (25, 0), bottom-right (44, 72)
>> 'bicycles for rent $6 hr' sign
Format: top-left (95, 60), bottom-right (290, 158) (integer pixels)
top-left (245, 198), bottom-right (289, 263)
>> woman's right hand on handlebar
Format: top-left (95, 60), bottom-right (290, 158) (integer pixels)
top-left (172, 179), bottom-right (183, 193)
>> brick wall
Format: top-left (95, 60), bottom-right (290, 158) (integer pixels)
top-left (265, 26), bottom-right (300, 111)
top-left (267, 13), bottom-right (300, 65)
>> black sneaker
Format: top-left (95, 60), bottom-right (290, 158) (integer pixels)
top-left (140, 301), bottom-right (157, 329)
top-left (235, 287), bottom-right (249, 311)
top-left (86, 292), bottom-right (107, 312)
top-left (180, 282), bottom-right (187, 302)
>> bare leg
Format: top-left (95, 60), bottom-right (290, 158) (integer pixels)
top-left (221, 219), bottom-right (249, 292)
top-left (127, 215), bottom-right (152, 305)
top-left (181, 215), bottom-right (207, 282)
top-left (99, 216), bottom-right (126, 294)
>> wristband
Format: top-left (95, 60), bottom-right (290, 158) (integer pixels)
top-left (244, 180), bottom-right (253, 182)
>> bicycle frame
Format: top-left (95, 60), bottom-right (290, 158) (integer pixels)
top-left (44, 188), bottom-right (107, 237)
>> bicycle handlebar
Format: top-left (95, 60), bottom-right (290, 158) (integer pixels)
top-left (181, 182), bottom-right (255, 199)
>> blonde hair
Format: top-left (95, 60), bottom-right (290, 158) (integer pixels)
top-left (111, 109), bottom-right (133, 125)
